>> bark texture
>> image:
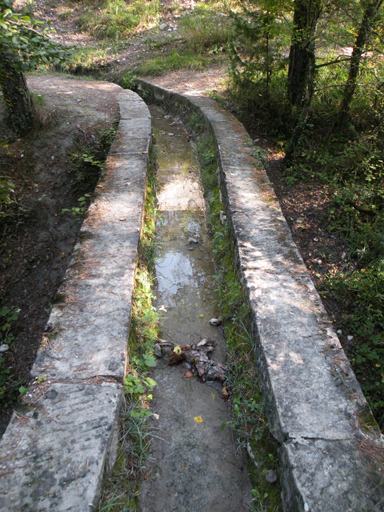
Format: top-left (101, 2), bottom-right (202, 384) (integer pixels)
top-left (287, 0), bottom-right (322, 108)
top-left (0, 46), bottom-right (34, 136)
top-left (339, 0), bottom-right (383, 120)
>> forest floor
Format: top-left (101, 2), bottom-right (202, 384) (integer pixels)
top-left (0, 0), bottom-right (360, 435)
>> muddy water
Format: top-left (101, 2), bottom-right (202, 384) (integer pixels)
top-left (138, 106), bottom-right (252, 512)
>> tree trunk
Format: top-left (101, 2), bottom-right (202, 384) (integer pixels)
top-left (284, 52), bottom-right (316, 165)
top-left (287, 0), bottom-right (322, 108)
top-left (285, 0), bottom-right (321, 164)
top-left (339, 0), bottom-right (383, 121)
top-left (0, 46), bottom-right (34, 137)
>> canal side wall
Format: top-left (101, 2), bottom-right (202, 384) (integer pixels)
top-left (0, 88), bottom-right (151, 511)
top-left (136, 79), bottom-right (384, 512)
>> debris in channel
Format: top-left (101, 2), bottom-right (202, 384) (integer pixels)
top-left (167, 338), bottom-right (226, 383)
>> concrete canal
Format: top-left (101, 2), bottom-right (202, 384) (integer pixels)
top-left (138, 106), bottom-right (253, 512)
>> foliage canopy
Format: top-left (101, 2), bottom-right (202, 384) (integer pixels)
top-left (0, 0), bottom-right (70, 70)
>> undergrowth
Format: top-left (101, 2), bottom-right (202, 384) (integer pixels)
top-left (98, 141), bottom-right (159, 511)
top-left (0, 306), bottom-right (23, 406)
top-left (0, 120), bottom-right (118, 411)
top-left (134, 49), bottom-right (212, 77)
top-left (62, 0), bottom-right (235, 77)
top-left (62, 122), bottom-right (118, 219)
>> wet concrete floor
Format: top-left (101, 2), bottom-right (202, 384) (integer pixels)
top-left (138, 106), bottom-right (252, 512)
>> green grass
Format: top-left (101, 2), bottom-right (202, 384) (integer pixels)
top-left (75, 0), bottom-right (160, 40)
top-left (135, 49), bottom-right (212, 76)
top-left (178, 9), bottom-right (231, 52)
top-left (98, 399), bottom-right (155, 511)
top-left (61, 0), bottom-right (237, 77)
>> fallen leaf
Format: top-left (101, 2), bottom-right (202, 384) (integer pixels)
top-left (119, 218), bottom-right (126, 222)
top-left (199, 314), bottom-right (204, 318)
top-left (174, 345), bottom-right (181, 355)
top-left (194, 416), bottom-right (203, 423)
top-left (183, 466), bottom-right (189, 470)
top-left (184, 370), bottom-right (194, 378)
top-left (222, 386), bottom-right (230, 399)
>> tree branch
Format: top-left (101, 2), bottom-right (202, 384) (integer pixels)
top-left (315, 56), bottom-right (352, 69)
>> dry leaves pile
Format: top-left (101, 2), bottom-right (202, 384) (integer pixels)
top-left (167, 338), bottom-right (226, 384)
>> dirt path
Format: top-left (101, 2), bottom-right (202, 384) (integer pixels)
top-left (138, 106), bottom-right (252, 511)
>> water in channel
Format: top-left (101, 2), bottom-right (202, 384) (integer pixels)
top-left (138, 106), bottom-right (252, 512)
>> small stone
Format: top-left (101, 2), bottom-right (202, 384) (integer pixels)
top-left (161, 345), bottom-right (173, 357)
top-left (337, 329), bottom-right (342, 335)
top-left (159, 23), bottom-right (167, 31)
top-left (154, 344), bottom-right (162, 358)
top-left (0, 344), bottom-right (9, 352)
top-left (265, 470), bottom-right (277, 483)
top-left (347, 335), bottom-right (353, 341)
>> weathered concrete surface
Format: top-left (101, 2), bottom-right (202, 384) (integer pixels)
top-left (0, 87), bottom-right (151, 510)
top-left (136, 80), bottom-right (384, 512)
top-left (31, 93), bottom-right (151, 381)
top-left (0, 382), bottom-right (122, 511)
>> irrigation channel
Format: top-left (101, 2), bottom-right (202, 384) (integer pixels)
top-left (138, 105), bottom-right (253, 511)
